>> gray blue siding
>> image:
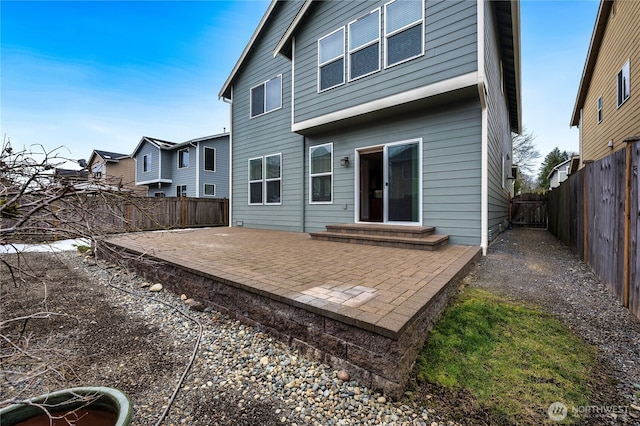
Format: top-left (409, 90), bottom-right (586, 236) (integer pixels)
top-left (303, 98), bottom-right (482, 245)
top-left (231, 1), bottom-right (305, 231)
top-left (293, 0), bottom-right (477, 124)
top-left (484, 3), bottom-right (512, 241)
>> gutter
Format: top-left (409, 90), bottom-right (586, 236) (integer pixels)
top-left (477, 0), bottom-right (488, 255)
top-left (223, 88), bottom-right (233, 227)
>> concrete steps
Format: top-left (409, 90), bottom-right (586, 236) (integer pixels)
top-left (309, 223), bottom-right (449, 251)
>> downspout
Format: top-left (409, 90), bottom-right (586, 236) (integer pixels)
top-left (191, 141), bottom-right (199, 197)
top-left (293, 38), bottom-right (304, 232)
top-left (477, 0), bottom-right (488, 255)
top-left (223, 87), bottom-right (233, 227)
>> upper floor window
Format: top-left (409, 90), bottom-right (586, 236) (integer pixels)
top-left (349, 9), bottom-right (380, 81)
top-left (92, 163), bottom-right (103, 179)
top-left (251, 75), bottom-right (282, 118)
top-left (384, 0), bottom-right (424, 67)
top-left (143, 154), bottom-right (151, 172)
top-left (318, 28), bottom-right (345, 92)
top-left (617, 60), bottom-right (630, 107)
top-left (597, 96), bottom-right (603, 123)
top-left (248, 154), bottom-right (282, 205)
top-left (178, 148), bottom-right (189, 168)
top-left (204, 147), bottom-right (216, 172)
top-left (309, 143), bottom-right (333, 204)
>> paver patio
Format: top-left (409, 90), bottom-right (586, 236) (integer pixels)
top-left (102, 226), bottom-right (480, 396)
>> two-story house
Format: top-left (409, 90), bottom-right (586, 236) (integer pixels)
top-left (219, 0), bottom-right (521, 253)
top-left (133, 133), bottom-right (230, 198)
top-left (87, 150), bottom-right (145, 195)
top-left (571, 0), bottom-right (639, 166)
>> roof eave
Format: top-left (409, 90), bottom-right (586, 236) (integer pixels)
top-left (273, 0), bottom-right (314, 60)
top-left (218, 0), bottom-right (278, 100)
top-left (570, 0), bottom-right (613, 127)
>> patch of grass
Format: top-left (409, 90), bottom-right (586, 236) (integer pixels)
top-left (74, 244), bottom-right (92, 253)
top-left (416, 287), bottom-right (597, 424)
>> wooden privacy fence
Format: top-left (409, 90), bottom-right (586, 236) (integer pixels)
top-left (548, 139), bottom-right (639, 320)
top-left (95, 197), bottom-right (229, 232)
top-left (1, 197), bottom-right (229, 240)
top-left (511, 193), bottom-right (548, 228)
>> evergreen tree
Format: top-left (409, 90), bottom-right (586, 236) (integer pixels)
top-left (537, 147), bottom-right (569, 190)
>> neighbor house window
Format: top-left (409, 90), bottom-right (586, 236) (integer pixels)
top-left (384, 0), bottom-right (424, 67)
top-left (204, 184), bottom-right (215, 196)
top-left (617, 60), bottom-right (630, 107)
top-left (92, 163), bottom-right (103, 179)
top-left (154, 192), bottom-right (165, 197)
top-left (176, 185), bottom-right (187, 197)
top-left (204, 147), bottom-right (216, 171)
top-left (143, 154), bottom-right (151, 172)
top-left (248, 154), bottom-right (282, 205)
top-left (349, 9), bottom-right (380, 80)
top-left (250, 75), bottom-right (282, 118)
top-left (178, 148), bottom-right (189, 168)
top-left (597, 96), bottom-right (603, 123)
top-left (318, 28), bottom-right (345, 91)
top-left (309, 143), bottom-right (333, 203)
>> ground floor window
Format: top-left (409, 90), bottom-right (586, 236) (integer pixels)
top-left (204, 183), bottom-right (215, 196)
top-left (176, 185), bottom-right (187, 197)
top-left (248, 153), bottom-right (281, 205)
top-left (310, 143), bottom-right (333, 203)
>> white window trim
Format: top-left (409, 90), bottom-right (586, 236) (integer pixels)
top-left (177, 148), bottom-right (189, 169)
top-left (248, 156), bottom-right (263, 205)
top-left (617, 60), bottom-right (630, 108)
top-left (317, 27), bottom-right (346, 93)
top-left (250, 74), bottom-right (283, 119)
top-left (597, 96), bottom-right (603, 123)
top-left (264, 153), bottom-right (282, 205)
top-left (143, 153), bottom-right (151, 172)
top-left (203, 183), bottom-right (216, 197)
top-left (348, 8), bottom-right (381, 82)
top-left (309, 143), bottom-right (334, 205)
top-left (383, 0), bottom-right (425, 69)
top-left (204, 146), bottom-right (216, 172)
top-left (248, 154), bottom-right (282, 205)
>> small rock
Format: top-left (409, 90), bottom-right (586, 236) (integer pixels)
top-left (188, 300), bottom-right (205, 311)
top-left (184, 298), bottom-right (194, 305)
top-left (260, 356), bottom-right (269, 366)
top-left (180, 294), bottom-right (187, 300)
top-left (631, 404), bottom-right (640, 412)
top-left (149, 283), bottom-right (163, 292)
top-left (337, 370), bottom-right (350, 381)
top-left (377, 396), bottom-right (386, 404)
top-left (139, 282), bottom-right (152, 288)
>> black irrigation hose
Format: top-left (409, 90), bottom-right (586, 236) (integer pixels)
top-left (104, 271), bottom-right (203, 426)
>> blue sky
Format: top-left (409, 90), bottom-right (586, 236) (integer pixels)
top-left (1, 0), bottom-right (599, 175)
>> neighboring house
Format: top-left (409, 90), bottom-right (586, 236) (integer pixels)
top-left (219, 0), bottom-right (521, 252)
top-left (133, 133), bottom-right (230, 198)
top-left (570, 0), bottom-right (640, 167)
top-left (547, 158), bottom-right (572, 190)
top-left (53, 168), bottom-right (88, 184)
top-left (87, 150), bottom-right (145, 195)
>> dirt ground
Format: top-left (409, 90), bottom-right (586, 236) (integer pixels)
top-left (0, 251), bottom-right (283, 426)
top-left (1, 228), bottom-right (637, 425)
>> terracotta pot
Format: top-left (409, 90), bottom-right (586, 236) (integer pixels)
top-left (0, 386), bottom-right (132, 426)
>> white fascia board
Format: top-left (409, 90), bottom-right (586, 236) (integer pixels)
top-left (291, 72), bottom-right (478, 133)
top-left (136, 179), bottom-right (172, 186)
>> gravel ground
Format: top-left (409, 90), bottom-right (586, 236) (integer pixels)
top-left (57, 251), bottom-right (457, 426)
top-left (3, 227), bottom-right (640, 425)
top-left (471, 228), bottom-right (640, 423)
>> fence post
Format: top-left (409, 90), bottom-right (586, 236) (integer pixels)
top-left (583, 163), bottom-right (589, 262)
top-left (223, 198), bottom-right (229, 226)
top-left (623, 136), bottom-right (640, 308)
top-left (181, 196), bottom-right (186, 227)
